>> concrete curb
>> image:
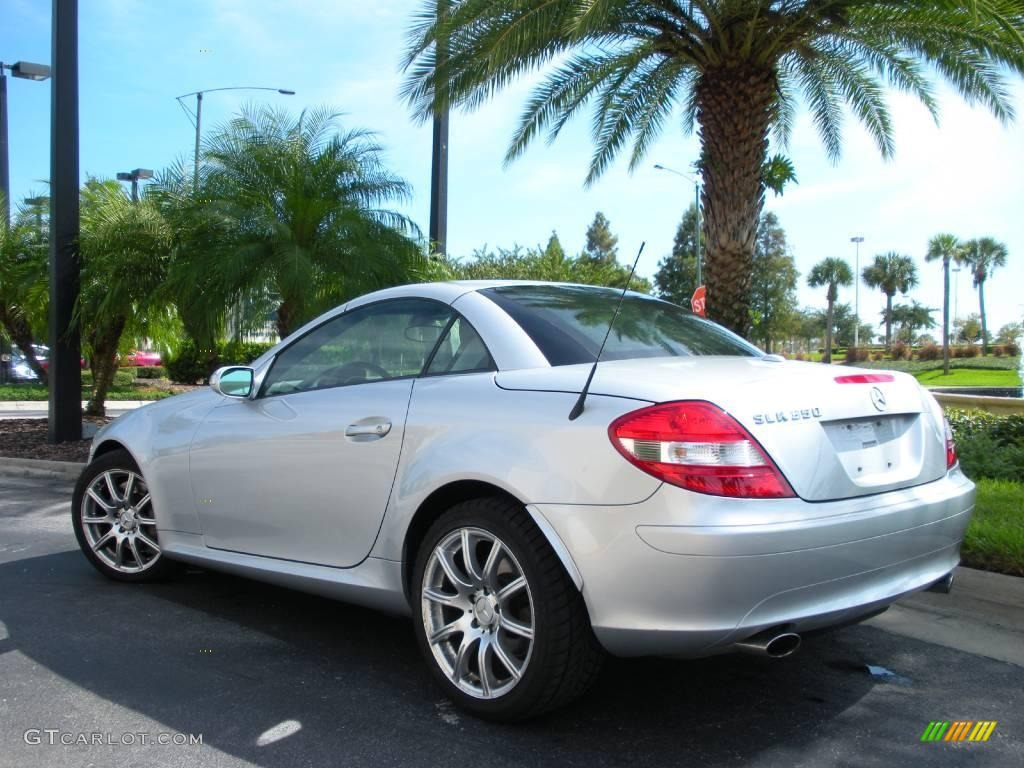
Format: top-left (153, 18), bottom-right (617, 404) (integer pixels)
top-left (0, 456), bottom-right (85, 481)
top-left (0, 400), bottom-right (150, 410)
top-left (933, 392), bottom-right (1024, 415)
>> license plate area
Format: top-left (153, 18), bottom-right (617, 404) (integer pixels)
top-left (822, 414), bottom-right (920, 482)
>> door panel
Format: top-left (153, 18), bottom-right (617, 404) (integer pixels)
top-left (189, 380), bottom-right (413, 567)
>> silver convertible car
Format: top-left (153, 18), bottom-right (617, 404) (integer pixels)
top-left (74, 281), bottom-right (974, 720)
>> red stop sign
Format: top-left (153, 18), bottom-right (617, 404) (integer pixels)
top-left (691, 285), bottom-right (706, 317)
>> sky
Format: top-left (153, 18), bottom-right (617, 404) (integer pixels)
top-left (3, 0), bottom-right (1023, 337)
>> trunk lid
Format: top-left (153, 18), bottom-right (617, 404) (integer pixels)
top-left (496, 357), bottom-right (948, 501)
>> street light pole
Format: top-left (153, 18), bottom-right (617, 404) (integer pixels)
top-left (654, 164), bottom-right (702, 291)
top-left (116, 168), bottom-right (153, 202)
top-left (429, 0), bottom-right (451, 257)
top-left (176, 86), bottom-right (295, 192)
top-left (850, 236), bottom-right (865, 348)
top-left (952, 266), bottom-right (962, 325)
top-left (49, 0), bottom-right (82, 443)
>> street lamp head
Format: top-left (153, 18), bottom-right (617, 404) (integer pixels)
top-left (25, 196), bottom-right (48, 206)
top-left (10, 61), bottom-right (51, 81)
top-left (278, 89), bottom-right (296, 95)
top-left (116, 172), bottom-right (133, 182)
top-left (133, 168), bottom-right (154, 180)
top-left (850, 236), bottom-right (865, 244)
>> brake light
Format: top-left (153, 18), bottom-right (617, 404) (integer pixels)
top-left (834, 374), bottom-right (895, 384)
top-left (944, 418), bottom-right (957, 469)
top-left (608, 401), bottom-right (795, 499)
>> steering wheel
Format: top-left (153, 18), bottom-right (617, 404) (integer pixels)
top-left (310, 361), bottom-right (390, 389)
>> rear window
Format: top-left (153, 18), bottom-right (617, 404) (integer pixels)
top-left (480, 284), bottom-right (760, 366)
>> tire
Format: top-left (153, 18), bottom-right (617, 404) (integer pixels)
top-left (72, 449), bottom-right (176, 583)
top-left (412, 496), bottom-right (604, 721)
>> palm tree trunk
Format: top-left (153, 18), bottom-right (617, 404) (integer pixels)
top-left (942, 257), bottom-right (950, 375)
top-left (0, 306), bottom-right (48, 386)
top-left (978, 279), bottom-right (988, 355)
top-left (275, 299), bottom-right (295, 341)
top-left (85, 317), bottom-right (126, 418)
top-left (695, 66), bottom-right (776, 338)
top-left (824, 299), bottom-right (835, 365)
top-left (884, 293), bottom-right (894, 349)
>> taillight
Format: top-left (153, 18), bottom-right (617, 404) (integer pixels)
top-left (944, 418), bottom-right (957, 469)
top-left (834, 373), bottom-right (895, 384)
top-left (608, 401), bottom-right (795, 499)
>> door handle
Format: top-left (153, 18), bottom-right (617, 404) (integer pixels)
top-left (345, 420), bottom-right (392, 438)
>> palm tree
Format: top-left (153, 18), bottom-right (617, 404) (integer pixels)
top-left (78, 180), bottom-right (174, 416)
top-left (925, 233), bottom-right (961, 374)
top-left (0, 199), bottom-right (49, 384)
top-left (164, 105), bottom-right (424, 340)
top-left (959, 237), bottom-right (1008, 355)
top-left (862, 252), bottom-right (918, 350)
top-left (807, 258), bottom-right (853, 364)
top-left (402, 1), bottom-right (1024, 338)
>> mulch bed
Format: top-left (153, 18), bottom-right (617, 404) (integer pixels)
top-left (0, 418), bottom-right (109, 463)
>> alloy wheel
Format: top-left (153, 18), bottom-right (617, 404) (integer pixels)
top-left (421, 527), bottom-right (535, 699)
top-left (79, 469), bottom-right (162, 574)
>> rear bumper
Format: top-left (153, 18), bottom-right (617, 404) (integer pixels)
top-left (530, 468), bottom-right (975, 657)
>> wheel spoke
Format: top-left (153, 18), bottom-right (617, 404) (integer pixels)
top-left (428, 618), bottom-right (464, 646)
top-left (491, 636), bottom-right (523, 681)
top-left (482, 540), bottom-right (503, 590)
top-left (134, 493), bottom-right (151, 514)
top-left (437, 549), bottom-right (472, 593)
top-left (87, 487), bottom-right (115, 512)
top-left (83, 511), bottom-right (115, 525)
top-left (128, 537), bottom-right (144, 568)
top-left (103, 472), bottom-right (122, 504)
top-left (461, 529), bottom-right (482, 584)
top-left (92, 528), bottom-right (116, 552)
top-left (123, 473), bottom-right (136, 504)
top-left (114, 535), bottom-right (126, 567)
top-left (136, 531), bottom-right (161, 553)
top-left (499, 614), bottom-right (534, 640)
top-left (497, 576), bottom-right (527, 603)
top-left (452, 632), bottom-right (476, 683)
top-left (478, 636), bottom-right (494, 697)
top-left (423, 587), bottom-right (468, 610)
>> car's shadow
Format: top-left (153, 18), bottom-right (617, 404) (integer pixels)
top-left (0, 550), bottom-right (931, 767)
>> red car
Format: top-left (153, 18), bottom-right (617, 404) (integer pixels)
top-left (123, 350), bottom-right (162, 367)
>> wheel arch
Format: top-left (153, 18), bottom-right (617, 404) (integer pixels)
top-left (400, 480), bottom-right (583, 604)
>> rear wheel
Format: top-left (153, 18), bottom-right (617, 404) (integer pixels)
top-left (72, 449), bottom-right (175, 582)
top-left (412, 497), bottom-right (603, 720)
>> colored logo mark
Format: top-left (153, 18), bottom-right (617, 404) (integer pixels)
top-left (921, 721), bottom-right (997, 742)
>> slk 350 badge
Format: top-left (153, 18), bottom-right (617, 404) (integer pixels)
top-left (753, 408), bottom-right (822, 425)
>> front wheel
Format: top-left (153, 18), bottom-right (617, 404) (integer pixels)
top-left (72, 449), bottom-right (175, 582)
top-left (412, 497), bottom-right (603, 721)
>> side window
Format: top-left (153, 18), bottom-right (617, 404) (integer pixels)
top-left (426, 316), bottom-right (495, 375)
top-left (261, 299), bottom-right (452, 396)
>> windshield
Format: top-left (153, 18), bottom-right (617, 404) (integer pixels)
top-left (480, 284), bottom-right (761, 366)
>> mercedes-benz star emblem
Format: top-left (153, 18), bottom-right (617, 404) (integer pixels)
top-left (870, 386), bottom-right (887, 412)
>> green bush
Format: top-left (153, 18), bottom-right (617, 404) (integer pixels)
top-left (166, 339), bottom-right (275, 384)
top-left (946, 410), bottom-right (1024, 482)
top-left (917, 342), bottom-right (940, 361)
top-left (135, 365), bottom-right (166, 379)
top-left (113, 369), bottom-right (135, 387)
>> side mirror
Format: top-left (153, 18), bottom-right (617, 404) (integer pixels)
top-left (210, 366), bottom-right (255, 399)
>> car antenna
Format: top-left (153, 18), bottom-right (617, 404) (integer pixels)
top-left (568, 242), bottom-right (645, 421)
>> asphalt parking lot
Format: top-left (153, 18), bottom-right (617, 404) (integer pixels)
top-left (1, 474), bottom-right (1021, 768)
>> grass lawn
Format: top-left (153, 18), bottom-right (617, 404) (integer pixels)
top-left (915, 367), bottom-right (1023, 388)
top-left (854, 355), bottom-right (1020, 373)
top-left (0, 384), bottom-right (173, 401)
top-left (962, 479), bottom-right (1024, 577)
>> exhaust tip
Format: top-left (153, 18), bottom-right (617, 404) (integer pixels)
top-left (764, 632), bottom-right (801, 658)
top-left (926, 572), bottom-right (955, 594)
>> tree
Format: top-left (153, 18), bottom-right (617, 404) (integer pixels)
top-left (954, 313), bottom-right (982, 345)
top-left (583, 212), bottom-right (618, 264)
top-left (402, 2), bottom-right (1024, 338)
top-left (862, 252), bottom-right (918, 349)
top-left (451, 237), bottom-right (652, 293)
top-left (654, 203), bottom-right (700, 307)
top-left (960, 237), bottom-right (1008, 354)
top-left (996, 322), bottom-right (1023, 347)
top-left (808, 258), bottom-right (853, 364)
top-left (749, 212), bottom-right (798, 352)
top-left (925, 233), bottom-right (961, 374)
top-left (889, 301), bottom-right (937, 344)
top-left (78, 179), bottom-right (174, 416)
top-left (0, 199), bottom-right (49, 384)
top-left (165, 105), bottom-right (424, 341)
